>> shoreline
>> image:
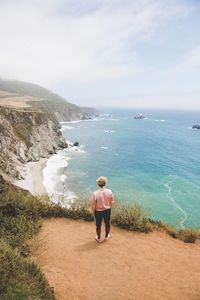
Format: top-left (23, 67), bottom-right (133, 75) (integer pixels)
top-left (15, 158), bottom-right (48, 195)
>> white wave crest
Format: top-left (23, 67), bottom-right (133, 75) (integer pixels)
top-left (65, 144), bottom-right (87, 153)
top-left (104, 130), bottom-right (115, 133)
top-left (61, 125), bottom-right (75, 131)
top-left (164, 179), bottom-right (187, 229)
top-left (154, 119), bottom-right (166, 122)
top-left (42, 152), bottom-right (77, 204)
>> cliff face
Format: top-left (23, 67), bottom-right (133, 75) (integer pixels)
top-left (0, 79), bottom-right (98, 180)
top-left (29, 99), bottom-right (94, 122)
top-left (0, 106), bottom-right (67, 179)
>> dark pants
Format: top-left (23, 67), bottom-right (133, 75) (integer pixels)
top-left (94, 209), bottom-right (111, 239)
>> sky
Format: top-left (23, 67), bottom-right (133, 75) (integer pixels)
top-left (0, 0), bottom-right (200, 109)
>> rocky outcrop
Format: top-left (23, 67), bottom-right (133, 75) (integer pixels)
top-left (192, 125), bottom-right (200, 129)
top-left (73, 142), bottom-right (79, 147)
top-left (0, 106), bottom-right (67, 179)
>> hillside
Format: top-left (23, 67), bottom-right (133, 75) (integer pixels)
top-left (0, 79), bottom-right (97, 121)
top-left (0, 79), bottom-right (98, 179)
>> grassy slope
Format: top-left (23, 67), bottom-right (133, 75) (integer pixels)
top-left (0, 79), bottom-right (97, 120)
top-left (0, 176), bottom-right (55, 299)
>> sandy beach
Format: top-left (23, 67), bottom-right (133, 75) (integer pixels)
top-left (15, 158), bottom-right (48, 195)
top-left (35, 218), bottom-right (200, 300)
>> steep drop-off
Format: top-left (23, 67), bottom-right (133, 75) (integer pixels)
top-left (0, 79), bottom-right (97, 179)
top-left (0, 106), bottom-right (67, 179)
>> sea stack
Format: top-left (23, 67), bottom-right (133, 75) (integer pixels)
top-left (133, 113), bottom-right (145, 119)
top-left (192, 125), bottom-right (200, 129)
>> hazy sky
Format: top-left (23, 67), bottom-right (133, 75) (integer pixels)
top-left (0, 0), bottom-right (200, 109)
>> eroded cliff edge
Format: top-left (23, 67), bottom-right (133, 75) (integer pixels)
top-left (0, 79), bottom-right (97, 180)
top-left (0, 106), bottom-right (67, 179)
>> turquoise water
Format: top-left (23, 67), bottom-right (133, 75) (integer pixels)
top-left (44, 109), bottom-right (200, 229)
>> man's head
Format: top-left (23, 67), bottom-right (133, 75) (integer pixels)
top-left (96, 176), bottom-right (107, 187)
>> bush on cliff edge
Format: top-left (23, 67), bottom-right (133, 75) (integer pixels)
top-left (0, 176), bottom-right (55, 300)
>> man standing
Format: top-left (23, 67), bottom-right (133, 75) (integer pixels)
top-left (91, 176), bottom-right (115, 242)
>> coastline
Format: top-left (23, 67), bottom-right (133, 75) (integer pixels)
top-left (15, 158), bottom-right (48, 195)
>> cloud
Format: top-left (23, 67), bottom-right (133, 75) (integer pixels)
top-left (178, 46), bottom-right (200, 72)
top-left (0, 0), bottom-right (191, 87)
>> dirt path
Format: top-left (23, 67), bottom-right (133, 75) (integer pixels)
top-left (35, 218), bottom-right (200, 300)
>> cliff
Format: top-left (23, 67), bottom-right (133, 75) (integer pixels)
top-left (0, 106), bottom-right (67, 179)
top-left (0, 79), bottom-right (98, 121)
top-left (0, 79), bottom-right (98, 179)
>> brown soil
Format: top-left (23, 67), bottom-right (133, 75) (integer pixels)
top-left (35, 218), bottom-right (200, 300)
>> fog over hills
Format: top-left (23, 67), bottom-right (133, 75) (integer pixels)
top-left (0, 79), bottom-right (97, 121)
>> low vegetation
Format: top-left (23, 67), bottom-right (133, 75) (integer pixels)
top-left (0, 176), bottom-right (55, 299)
top-left (39, 195), bottom-right (200, 242)
top-left (0, 240), bottom-right (55, 300)
top-left (0, 175), bottom-right (199, 299)
top-left (148, 219), bottom-right (199, 243)
top-left (111, 202), bottom-right (151, 233)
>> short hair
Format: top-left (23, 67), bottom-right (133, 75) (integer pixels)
top-left (96, 176), bottom-right (107, 187)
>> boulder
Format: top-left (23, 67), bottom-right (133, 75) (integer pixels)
top-left (192, 125), bottom-right (200, 129)
top-left (73, 141), bottom-right (79, 147)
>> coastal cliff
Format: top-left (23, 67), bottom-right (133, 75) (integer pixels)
top-left (0, 79), bottom-right (97, 121)
top-left (0, 79), bottom-right (96, 179)
top-left (0, 106), bottom-right (67, 179)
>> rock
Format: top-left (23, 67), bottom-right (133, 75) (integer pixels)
top-left (14, 142), bottom-right (27, 163)
top-left (0, 106), bottom-right (68, 178)
top-left (192, 125), bottom-right (200, 129)
top-left (73, 141), bottom-right (79, 147)
top-left (133, 113), bottom-right (145, 119)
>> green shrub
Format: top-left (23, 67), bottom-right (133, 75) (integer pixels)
top-left (0, 214), bottom-right (41, 249)
top-left (0, 176), bottom-right (55, 299)
top-left (0, 239), bottom-right (55, 300)
top-left (0, 181), bottom-right (43, 250)
top-left (112, 202), bottom-right (152, 233)
top-left (40, 196), bottom-right (151, 233)
top-left (40, 197), bottom-right (93, 222)
top-left (0, 189), bottom-right (44, 219)
top-left (177, 229), bottom-right (199, 243)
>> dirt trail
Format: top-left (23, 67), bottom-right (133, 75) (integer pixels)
top-left (35, 218), bottom-right (200, 300)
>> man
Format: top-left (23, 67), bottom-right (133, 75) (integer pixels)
top-left (91, 176), bottom-right (115, 242)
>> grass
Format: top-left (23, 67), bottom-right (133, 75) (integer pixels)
top-left (0, 176), bottom-right (55, 299)
top-left (0, 174), bottom-right (199, 299)
top-left (111, 202), bottom-right (151, 233)
top-left (0, 240), bottom-right (55, 300)
top-left (40, 197), bottom-right (151, 233)
top-left (39, 195), bottom-right (200, 242)
top-left (148, 218), bottom-right (200, 243)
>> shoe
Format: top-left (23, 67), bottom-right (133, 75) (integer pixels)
top-left (105, 234), bottom-right (110, 241)
top-left (95, 236), bottom-right (101, 243)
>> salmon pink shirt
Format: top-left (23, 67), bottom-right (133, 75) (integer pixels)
top-left (92, 187), bottom-right (114, 211)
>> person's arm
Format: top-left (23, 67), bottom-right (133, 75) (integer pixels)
top-left (110, 191), bottom-right (115, 207)
top-left (91, 193), bottom-right (96, 213)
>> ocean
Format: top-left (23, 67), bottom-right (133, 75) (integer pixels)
top-left (43, 108), bottom-right (200, 229)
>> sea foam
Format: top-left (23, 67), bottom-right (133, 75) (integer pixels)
top-left (43, 151), bottom-right (77, 204)
top-left (164, 177), bottom-right (188, 229)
